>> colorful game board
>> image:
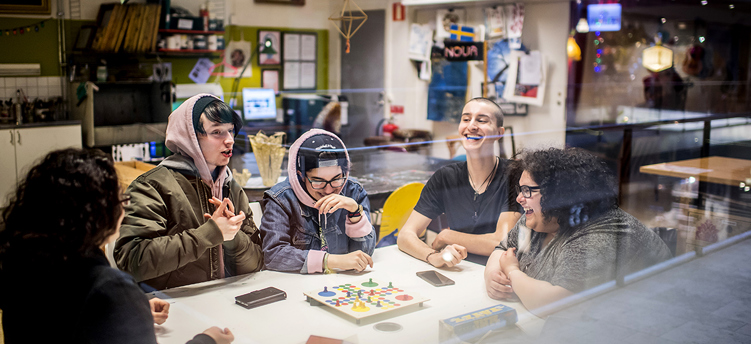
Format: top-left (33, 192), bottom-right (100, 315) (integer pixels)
top-left (304, 279), bottom-right (429, 323)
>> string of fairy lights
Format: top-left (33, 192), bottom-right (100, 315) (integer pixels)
top-left (1, 18), bottom-right (51, 37)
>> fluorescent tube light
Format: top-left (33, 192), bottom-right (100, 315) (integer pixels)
top-left (0, 63), bottom-right (41, 76)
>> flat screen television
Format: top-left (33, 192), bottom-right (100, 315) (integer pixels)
top-left (242, 88), bottom-right (277, 121)
top-left (587, 4), bottom-right (621, 32)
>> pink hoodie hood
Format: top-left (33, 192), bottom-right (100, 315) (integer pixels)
top-left (165, 93), bottom-right (228, 199)
top-left (287, 129), bottom-right (350, 208)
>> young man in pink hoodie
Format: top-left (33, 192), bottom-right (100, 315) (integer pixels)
top-left (115, 94), bottom-right (263, 290)
top-left (260, 129), bottom-right (375, 274)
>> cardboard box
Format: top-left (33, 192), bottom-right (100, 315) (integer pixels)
top-left (114, 161), bottom-right (155, 191)
top-left (439, 304), bottom-right (517, 344)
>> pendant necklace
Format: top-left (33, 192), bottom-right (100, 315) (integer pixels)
top-left (467, 157), bottom-right (499, 219)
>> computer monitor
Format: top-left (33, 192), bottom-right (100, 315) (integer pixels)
top-left (242, 88), bottom-right (277, 121)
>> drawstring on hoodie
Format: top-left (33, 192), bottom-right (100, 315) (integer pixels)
top-left (319, 213), bottom-right (329, 252)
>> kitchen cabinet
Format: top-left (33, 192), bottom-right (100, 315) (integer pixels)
top-left (0, 123), bottom-right (82, 207)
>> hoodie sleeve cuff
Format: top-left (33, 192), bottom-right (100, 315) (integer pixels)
top-left (306, 250), bottom-right (326, 274)
top-left (345, 215), bottom-right (373, 238)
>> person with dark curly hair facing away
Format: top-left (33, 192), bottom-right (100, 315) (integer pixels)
top-left (115, 94), bottom-right (263, 290)
top-left (484, 148), bottom-right (671, 312)
top-left (398, 98), bottom-right (521, 267)
top-left (0, 148), bottom-right (234, 344)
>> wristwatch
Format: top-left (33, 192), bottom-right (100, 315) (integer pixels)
top-left (347, 204), bottom-right (363, 218)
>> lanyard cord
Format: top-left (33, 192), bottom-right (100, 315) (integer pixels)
top-left (318, 213), bottom-right (329, 252)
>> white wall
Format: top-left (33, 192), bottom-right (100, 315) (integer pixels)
top-left (503, 2), bottom-right (568, 152)
top-left (390, 2), bottom-right (570, 159)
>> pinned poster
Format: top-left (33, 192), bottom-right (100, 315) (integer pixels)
top-left (505, 4), bottom-right (524, 49)
top-left (518, 51), bottom-right (541, 85)
top-left (503, 50), bottom-right (547, 107)
top-left (224, 40), bottom-right (252, 78)
top-left (485, 6), bottom-right (506, 39)
top-left (436, 9), bottom-right (465, 40)
top-left (189, 58), bottom-right (214, 84)
top-left (408, 23), bottom-right (433, 61)
top-left (419, 60), bottom-right (431, 81)
top-left (284, 62), bottom-right (300, 89)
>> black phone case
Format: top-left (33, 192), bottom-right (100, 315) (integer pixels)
top-left (235, 286), bottom-right (287, 309)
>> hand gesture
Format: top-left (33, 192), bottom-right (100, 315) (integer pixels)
top-left (203, 327), bottom-right (234, 344)
top-left (431, 229), bottom-right (453, 251)
top-left (206, 197), bottom-right (235, 217)
top-left (149, 298), bottom-right (170, 325)
top-left (327, 250), bottom-right (374, 272)
top-left (499, 248), bottom-right (520, 275)
top-left (204, 197), bottom-right (246, 241)
top-left (484, 267), bottom-right (514, 300)
top-left (427, 244), bottom-right (467, 268)
top-left (314, 194), bottom-right (358, 215)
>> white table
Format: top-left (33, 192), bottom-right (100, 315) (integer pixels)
top-left (151, 246), bottom-right (544, 344)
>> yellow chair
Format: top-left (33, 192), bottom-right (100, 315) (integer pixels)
top-left (377, 182), bottom-right (426, 247)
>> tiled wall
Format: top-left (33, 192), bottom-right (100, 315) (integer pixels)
top-left (0, 77), bottom-right (64, 101)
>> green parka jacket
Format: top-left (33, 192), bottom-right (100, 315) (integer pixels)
top-left (114, 156), bottom-right (263, 290)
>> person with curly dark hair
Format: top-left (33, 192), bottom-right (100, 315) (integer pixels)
top-left (484, 148), bottom-right (671, 312)
top-left (0, 148), bottom-right (233, 344)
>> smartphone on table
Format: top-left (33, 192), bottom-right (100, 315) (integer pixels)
top-left (235, 286), bottom-right (287, 309)
top-left (416, 270), bottom-right (455, 287)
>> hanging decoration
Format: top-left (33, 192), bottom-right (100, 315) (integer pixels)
top-left (329, 0), bottom-right (367, 53)
top-left (567, 33), bottom-right (581, 62)
top-left (642, 34), bottom-right (673, 72)
top-left (0, 18), bottom-right (51, 39)
top-left (575, 18), bottom-right (589, 33)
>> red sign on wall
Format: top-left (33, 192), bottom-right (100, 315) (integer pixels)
top-left (390, 105), bottom-right (404, 114)
top-left (393, 2), bottom-right (405, 21)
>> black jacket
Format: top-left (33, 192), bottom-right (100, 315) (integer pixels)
top-left (0, 250), bottom-right (215, 344)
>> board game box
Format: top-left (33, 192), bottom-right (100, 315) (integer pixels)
top-left (439, 304), bottom-right (518, 343)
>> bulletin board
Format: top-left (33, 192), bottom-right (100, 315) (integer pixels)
top-left (192, 26), bottom-right (328, 109)
top-left (282, 32), bottom-right (317, 91)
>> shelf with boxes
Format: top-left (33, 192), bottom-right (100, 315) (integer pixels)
top-left (156, 29), bottom-right (225, 55)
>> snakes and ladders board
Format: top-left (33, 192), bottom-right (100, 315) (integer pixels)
top-left (303, 279), bottom-right (429, 323)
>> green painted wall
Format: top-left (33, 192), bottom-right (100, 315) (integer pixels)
top-left (0, 17), bottom-right (63, 76)
top-left (1, 18), bottom-right (329, 109)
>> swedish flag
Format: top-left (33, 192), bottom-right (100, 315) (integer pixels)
top-left (449, 24), bottom-right (475, 42)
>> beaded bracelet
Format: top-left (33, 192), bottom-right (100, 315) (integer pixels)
top-left (425, 250), bottom-right (440, 263)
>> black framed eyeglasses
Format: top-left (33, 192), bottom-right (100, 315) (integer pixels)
top-left (306, 176), bottom-right (345, 190)
top-left (516, 185), bottom-right (541, 198)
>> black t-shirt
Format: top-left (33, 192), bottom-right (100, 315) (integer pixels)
top-left (414, 159), bottom-right (521, 236)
